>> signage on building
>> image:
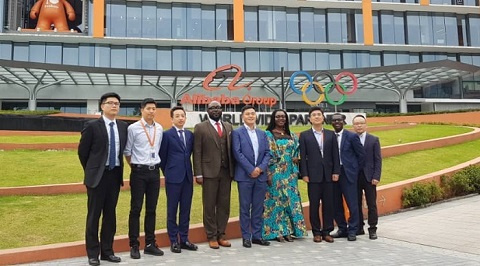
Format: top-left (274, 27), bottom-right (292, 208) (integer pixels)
top-left (184, 111), bottom-right (365, 128)
top-left (180, 64), bottom-right (278, 107)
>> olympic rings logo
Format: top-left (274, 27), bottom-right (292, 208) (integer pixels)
top-left (289, 71), bottom-right (358, 106)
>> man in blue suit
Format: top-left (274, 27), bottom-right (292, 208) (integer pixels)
top-left (353, 115), bottom-right (382, 240)
top-left (330, 113), bottom-right (365, 241)
top-left (159, 106), bottom-right (198, 253)
top-left (232, 105), bottom-right (271, 248)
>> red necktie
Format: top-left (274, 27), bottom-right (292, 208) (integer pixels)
top-left (215, 122), bottom-right (223, 137)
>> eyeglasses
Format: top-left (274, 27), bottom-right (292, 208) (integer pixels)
top-left (331, 119), bottom-right (343, 122)
top-left (103, 101), bottom-right (120, 106)
top-left (208, 106), bottom-right (222, 110)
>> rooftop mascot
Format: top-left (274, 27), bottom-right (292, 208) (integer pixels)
top-left (30, 0), bottom-right (76, 32)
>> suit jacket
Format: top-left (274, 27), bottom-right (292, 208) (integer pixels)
top-left (232, 126), bottom-right (271, 182)
top-left (193, 120), bottom-right (234, 178)
top-left (361, 133), bottom-right (382, 182)
top-left (78, 117), bottom-right (128, 188)
top-left (299, 128), bottom-right (340, 183)
top-left (338, 129), bottom-right (365, 183)
top-left (159, 127), bottom-right (194, 184)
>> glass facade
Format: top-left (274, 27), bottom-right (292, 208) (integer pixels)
top-left (2, 41), bottom-right (479, 72)
top-left (105, 1), bottom-right (233, 40)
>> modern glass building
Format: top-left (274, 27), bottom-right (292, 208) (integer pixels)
top-left (0, 0), bottom-right (479, 114)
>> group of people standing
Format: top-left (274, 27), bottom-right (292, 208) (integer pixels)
top-left (78, 92), bottom-right (382, 266)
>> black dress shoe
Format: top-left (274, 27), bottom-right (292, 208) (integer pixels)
top-left (357, 229), bottom-right (365, 235)
top-left (88, 258), bottom-right (100, 266)
top-left (145, 243), bottom-right (164, 256)
top-left (171, 242), bottom-right (181, 253)
top-left (252, 239), bottom-right (270, 246)
top-left (347, 235), bottom-right (357, 241)
top-left (130, 245), bottom-right (141, 259)
top-left (100, 254), bottom-right (121, 263)
top-left (181, 241), bottom-right (198, 251)
top-left (284, 235), bottom-right (294, 242)
top-left (243, 239), bottom-right (252, 248)
top-left (331, 230), bottom-right (348, 238)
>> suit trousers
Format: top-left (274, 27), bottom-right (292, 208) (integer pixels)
top-left (128, 167), bottom-right (160, 247)
top-left (85, 167), bottom-right (121, 259)
top-left (357, 172), bottom-right (378, 229)
top-left (333, 167), bottom-right (359, 236)
top-left (202, 167), bottom-right (231, 240)
top-left (165, 176), bottom-right (194, 244)
top-left (307, 182), bottom-right (334, 237)
top-left (237, 178), bottom-right (267, 240)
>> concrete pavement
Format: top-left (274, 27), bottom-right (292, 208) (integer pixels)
top-left (25, 195), bottom-right (480, 266)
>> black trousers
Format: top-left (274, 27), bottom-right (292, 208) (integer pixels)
top-left (85, 167), bottom-right (121, 259)
top-left (357, 172), bottom-right (378, 229)
top-left (307, 182), bottom-right (334, 237)
top-left (128, 167), bottom-right (160, 247)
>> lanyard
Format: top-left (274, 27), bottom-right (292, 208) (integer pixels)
top-left (140, 120), bottom-right (156, 148)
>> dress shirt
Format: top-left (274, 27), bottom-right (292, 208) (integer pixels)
top-left (103, 115), bottom-right (120, 167)
top-left (312, 127), bottom-right (324, 157)
top-left (359, 132), bottom-right (366, 146)
top-left (209, 118), bottom-right (222, 135)
top-left (336, 129), bottom-right (344, 165)
top-left (124, 118), bottom-right (163, 165)
top-left (174, 126), bottom-right (186, 147)
top-left (245, 124), bottom-right (259, 163)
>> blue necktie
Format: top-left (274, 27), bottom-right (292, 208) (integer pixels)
top-left (109, 122), bottom-right (116, 170)
top-left (178, 130), bottom-right (186, 148)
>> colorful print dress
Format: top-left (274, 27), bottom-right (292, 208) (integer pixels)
top-left (262, 130), bottom-right (308, 240)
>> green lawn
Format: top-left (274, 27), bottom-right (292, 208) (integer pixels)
top-left (2, 138), bottom-right (480, 249)
top-left (0, 135), bottom-right (80, 144)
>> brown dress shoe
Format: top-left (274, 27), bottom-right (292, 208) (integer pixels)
top-left (217, 238), bottom-right (231, 247)
top-left (209, 240), bottom-right (219, 249)
top-left (323, 235), bottom-right (334, 243)
top-left (313, 235), bottom-right (322, 243)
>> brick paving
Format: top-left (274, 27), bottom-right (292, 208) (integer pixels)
top-left (26, 195), bottom-right (480, 266)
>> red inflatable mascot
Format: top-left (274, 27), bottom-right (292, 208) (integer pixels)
top-left (30, 0), bottom-right (76, 32)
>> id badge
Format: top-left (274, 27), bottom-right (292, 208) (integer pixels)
top-left (151, 152), bottom-right (155, 159)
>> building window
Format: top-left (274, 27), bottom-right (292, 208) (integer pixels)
top-left (244, 6), bottom-right (258, 41)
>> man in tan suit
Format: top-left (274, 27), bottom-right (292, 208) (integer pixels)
top-left (193, 101), bottom-right (235, 249)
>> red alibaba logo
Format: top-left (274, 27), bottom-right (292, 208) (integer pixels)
top-left (203, 64), bottom-right (253, 91)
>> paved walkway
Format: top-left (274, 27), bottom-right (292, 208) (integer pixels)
top-left (27, 195), bottom-right (480, 266)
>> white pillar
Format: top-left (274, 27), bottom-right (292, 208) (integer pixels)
top-left (86, 99), bottom-right (99, 114)
top-left (399, 98), bottom-right (408, 113)
top-left (28, 99), bottom-right (36, 111)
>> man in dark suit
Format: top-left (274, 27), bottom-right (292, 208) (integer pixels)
top-left (78, 92), bottom-right (128, 266)
top-left (330, 113), bottom-right (365, 241)
top-left (299, 106), bottom-right (340, 244)
top-left (160, 106), bottom-right (198, 253)
top-left (193, 101), bottom-right (234, 249)
top-left (353, 115), bottom-right (382, 240)
top-left (232, 105), bottom-right (271, 248)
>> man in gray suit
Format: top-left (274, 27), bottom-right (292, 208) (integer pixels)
top-left (193, 101), bottom-right (234, 249)
top-left (352, 115), bottom-right (382, 240)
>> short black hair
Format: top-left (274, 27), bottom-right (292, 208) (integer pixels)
top-left (332, 113), bottom-right (346, 120)
top-left (170, 106), bottom-right (186, 118)
top-left (100, 92), bottom-right (120, 103)
top-left (141, 98), bottom-right (156, 109)
top-left (308, 106), bottom-right (324, 116)
top-left (266, 109), bottom-right (291, 136)
top-left (241, 105), bottom-right (255, 115)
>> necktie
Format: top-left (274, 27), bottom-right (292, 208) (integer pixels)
top-left (108, 122), bottom-right (116, 170)
top-left (215, 122), bottom-right (223, 137)
top-left (179, 130), bottom-right (186, 148)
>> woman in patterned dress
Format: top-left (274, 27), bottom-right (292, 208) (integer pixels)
top-left (262, 109), bottom-right (307, 242)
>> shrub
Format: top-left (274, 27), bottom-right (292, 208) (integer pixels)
top-left (402, 181), bottom-right (443, 208)
top-left (443, 171), bottom-right (475, 197)
top-left (461, 165), bottom-right (480, 194)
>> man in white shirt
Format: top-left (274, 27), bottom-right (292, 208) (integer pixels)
top-left (124, 98), bottom-right (164, 259)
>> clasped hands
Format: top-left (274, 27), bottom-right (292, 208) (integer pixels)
top-left (302, 174), bottom-right (339, 183)
top-left (250, 167), bottom-right (262, 178)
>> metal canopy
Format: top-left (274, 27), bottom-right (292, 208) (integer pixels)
top-left (0, 59), bottom-right (478, 94)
